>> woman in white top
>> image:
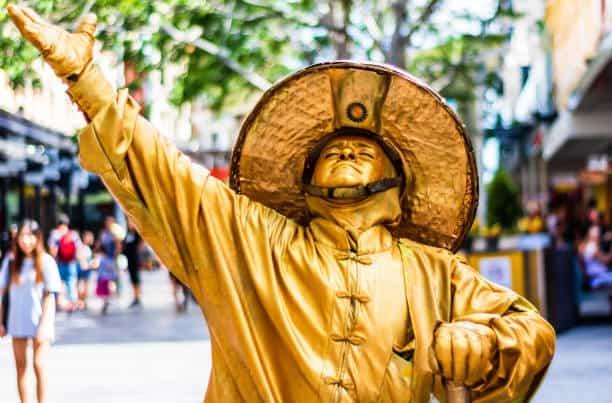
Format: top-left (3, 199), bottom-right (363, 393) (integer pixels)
top-left (0, 220), bottom-right (61, 403)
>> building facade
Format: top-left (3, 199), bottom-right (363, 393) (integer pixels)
top-left (545, 0), bottom-right (612, 221)
top-left (0, 47), bottom-right (243, 241)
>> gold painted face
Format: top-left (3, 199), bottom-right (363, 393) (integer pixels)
top-left (311, 135), bottom-right (396, 188)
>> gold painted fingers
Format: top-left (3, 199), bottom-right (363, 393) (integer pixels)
top-left (6, 4), bottom-right (96, 80)
top-left (434, 321), bottom-right (497, 387)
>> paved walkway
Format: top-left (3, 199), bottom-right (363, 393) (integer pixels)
top-left (0, 269), bottom-right (211, 403)
top-left (1, 268), bottom-right (611, 402)
top-left (534, 324), bottom-right (612, 403)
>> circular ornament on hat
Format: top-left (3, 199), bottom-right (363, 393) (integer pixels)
top-left (346, 102), bottom-right (368, 122)
top-left (230, 61), bottom-right (478, 252)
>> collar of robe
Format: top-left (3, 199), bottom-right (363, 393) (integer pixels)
top-left (308, 218), bottom-right (394, 254)
top-left (305, 184), bottom-right (402, 249)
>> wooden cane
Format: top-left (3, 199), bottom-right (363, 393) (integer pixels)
top-left (446, 381), bottom-right (472, 403)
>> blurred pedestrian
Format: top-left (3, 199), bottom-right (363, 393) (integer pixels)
top-left (0, 219), bottom-right (61, 403)
top-left (169, 271), bottom-right (190, 313)
top-left (123, 220), bottom-right (143, 308)
top-left (76, 231), bottom-right (96, 310)
top-left (47, 214), bottom-right (82, 311)
top-left (581, 200), bottom-right (604, 239)
top-left (580, 225), bottom-right (612, 289)
top-left (96, 216), bottom-right (121, 315)
top-left (547, 205), bottom-right (572, 250)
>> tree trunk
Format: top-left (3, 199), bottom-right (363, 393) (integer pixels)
top-left (388, 0), bottom-right (442, 69)
top-left (388, 1), bottom-right (408, 68)
top-left (328, 0), bottom-right (352, 59)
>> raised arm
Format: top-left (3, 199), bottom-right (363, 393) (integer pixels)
top-left (6, 5), bottom-right (290, 294)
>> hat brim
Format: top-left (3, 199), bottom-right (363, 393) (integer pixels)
top-left (230, 61), bottom-right (478, 252)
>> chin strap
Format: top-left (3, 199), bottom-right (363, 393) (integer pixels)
top-left (303, 177), bottom-right (402, 200)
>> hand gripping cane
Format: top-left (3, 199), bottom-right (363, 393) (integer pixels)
top-left (446, 381), bottom-right (472, 403)
top-left (440, 322), bottom-right (472, 403)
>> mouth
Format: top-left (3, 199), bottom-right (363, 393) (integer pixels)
top-left (331, 162), bottom-right (362, 174)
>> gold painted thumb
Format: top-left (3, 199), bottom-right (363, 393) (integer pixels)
top-left (76, 13), bottom-right (97, 37)
top-left (7, 5), bottom-right (32, 37)
top-left (6, 4), bottom-right (19, 18)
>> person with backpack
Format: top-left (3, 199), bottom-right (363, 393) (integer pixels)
top-left (47, 214), bottom-right (81, 311)
top-left (0, 219), bottom-right (62, 403)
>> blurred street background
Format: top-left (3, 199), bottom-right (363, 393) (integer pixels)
top-left (1, 0), bottom-right (611, 402)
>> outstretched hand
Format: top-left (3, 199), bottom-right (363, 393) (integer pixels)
top-left (7, 4), bottom-right (97, 80)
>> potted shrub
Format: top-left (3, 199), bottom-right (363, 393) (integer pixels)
top-left (486, 169), bottom-right (522, 249)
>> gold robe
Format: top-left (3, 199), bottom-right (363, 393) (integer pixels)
top-left (67, 64), bottom-right (555, 403)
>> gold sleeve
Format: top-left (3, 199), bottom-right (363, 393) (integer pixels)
top-left (449, 258), bottom-right (556, 403)
top-left (67, 63), bottom-right (290, 297)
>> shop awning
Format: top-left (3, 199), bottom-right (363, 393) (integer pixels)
top-left (0, 109), bottom-right (76, 153)
top-left (544, 35), bottom-right (612, 163)
top-left (544, 109), bottom-right (612, 163)
top-left (566, 35), bottom-right (612, 112)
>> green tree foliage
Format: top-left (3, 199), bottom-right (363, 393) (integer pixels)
top-left (486, 169), bottom-right (522, 230)
top-left (0, 0), bottom-right (519, 111)
top-left (0, 0), bottom-right (43, 87)
top-left (1, 0), bottom-right (318, 109)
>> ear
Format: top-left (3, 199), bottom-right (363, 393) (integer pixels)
top-left (309, 157), bottom-right (323, 186)
top-left (382, 152), bottom-right (397, 178)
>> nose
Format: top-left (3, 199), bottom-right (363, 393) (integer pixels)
top-left (339, 147), bottom-right (355, 161)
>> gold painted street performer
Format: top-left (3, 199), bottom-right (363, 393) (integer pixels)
top-left (7, 5), bottom-right (555, 403)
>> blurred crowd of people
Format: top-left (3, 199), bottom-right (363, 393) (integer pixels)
top-left (2, 214), bottom-right (144, 316)
top-left (547, 200), bottom-right (612, 290)
top-left (0, 213), bottom-right (192, 403)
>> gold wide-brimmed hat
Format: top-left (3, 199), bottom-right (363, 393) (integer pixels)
top-left (230, 61), bottom-right (478, 251)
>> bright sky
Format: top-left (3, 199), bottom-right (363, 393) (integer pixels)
top-left (444, 0), bottom-right (500, 20)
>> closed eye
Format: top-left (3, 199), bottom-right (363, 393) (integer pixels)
top-left (359, 152), bottom-right (374, 159)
